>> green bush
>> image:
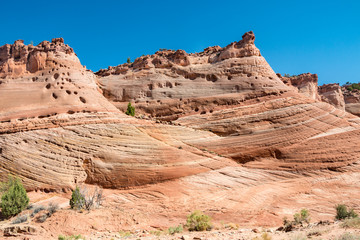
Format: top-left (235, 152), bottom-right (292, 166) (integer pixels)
top-left (69, 187), bottom-right (85, 210)
top-left (125, 102), bottom-right (135, 116)
top-left (0, 176), bottom-right (29, 218)
top-left (127, 57), bottom-right (131, 64)
top-left (336, 204), bottom-right (358, 220)
top-left (168, 224), bottom-right (183, 235)
top-left (185, 210), bottom-right (212, 231)
top-left (293, 209), bottom-right (310, 225)
top-left (58, 234), bottom-right (85, 240)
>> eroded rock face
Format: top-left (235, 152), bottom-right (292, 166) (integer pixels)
top-left (1, 32), bottom-right (360, 194)
top-left (318, 83), bottom-right (345, 110)
top-left (280, 73), bottom-right (320, 100)
top-left (97, 31), bottom-right (289, 121)
top-left (343, 88), bottom-right (360, 116)
top-left (0, 38), bottom-right (119, 124)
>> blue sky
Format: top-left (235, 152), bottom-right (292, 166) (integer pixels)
top-left (1, 0), bottom-right (359, 85)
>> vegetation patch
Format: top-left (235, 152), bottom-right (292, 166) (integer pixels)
top-left (125, 102), bottom-right (135, 116)
top-left (336, 204), bottom-right (358, 220)
top-left (58, 234), bottom-right (85, 240)
top-left (185, 210), bottom-right (212, 231)
top-left (168, 224), bottom-right (183, 235)
top-left (70, 186), bottom-right (103, 211)
top-left (0, 176), bottom-right (29, 218)
top-left (341, 217), bottom-right (360, 229)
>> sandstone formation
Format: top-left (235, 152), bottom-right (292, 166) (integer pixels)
top-left (0, 38), bottom-right (120, 127)
top-left (342, 87), bottom-right (360, 116)
top-left (0, 38), bottom-right (237, 190)
top-left (1, 33), bottom-right (360, 237)
top-left (97, 31), bottom-right (290, 121)
top-left (318, 83), bottom-right (345, 110)
top-left (97, 32), bottom-right (360, 172)
top-left (279, 73), bottom-right (320, 101)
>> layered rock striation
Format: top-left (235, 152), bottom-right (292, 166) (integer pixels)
top-left (279, 73), bottom-right (320, 101)
top-left (0, 38), bottom-right (120, 128)
top-left (96, 31), bottom-right (290, 121)
top-left (318, 83), bottom-right (345, 110)
top-left (1, 32), bottom-right (360, 194)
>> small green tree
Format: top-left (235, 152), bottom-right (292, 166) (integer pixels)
top-left (69, 187), bottom-right (85, 210)
top-left (0, 176), bottom-right (29, 218)
top-left (127, 57), bottom-right (131, 64)
top-left (125, 102), bottom-right (135, 116)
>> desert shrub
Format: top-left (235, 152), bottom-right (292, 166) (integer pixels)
top-left (336, 204), bottom-right (358, 220)
top-left (81, 186), bottom-right (103, 210)
top-left (185, 210), bottom-right (212, 231)
top-left (0, 176), bottom-right (29, 218)
top-left (70, 187), bottom-right (85, 210)
top-left (252, 232), bottom-right (272, 240)
top-left (351, 83), bottom-right (360, 90)
top-left (341, 217), bottom-right (360, 228)
top-left (125, 102), bottom-right (135, 116)
top-left (168, 224), bottom-right (183, 235)
top-left (282, 209), bottom-right (310, 232)
top-left (150, 230), bottom-right (163, 236)
top-left (290, 233), bottom-right (307, 240)
top-left (293, 209), bottom-right (310, 225)
top-left (30, 205), bottom-right (45, 217)
top-left (58, 234), bottom-right (85, 240)
top-left (127, 57), bottom-right (131, 64)
top-left (119, 230), bottom-right (132, 238)
top-left (12, 214), bottom-right (28, 224)
top-left (70, 186), bottom-right (104, 211)
top-left (37, 213), bottom-right (48, 223)
top-left (336, 232), bottom-right (360, 240)
top-left (224, 222), bottom-right (239, 230)
top-left (48, 202), bottom-right (59, 216)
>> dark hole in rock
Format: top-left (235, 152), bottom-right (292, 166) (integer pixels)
top-left (79, 96), bottom-right (86, 103)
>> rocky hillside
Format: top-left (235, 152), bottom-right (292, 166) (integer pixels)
top-left (0, 32), bottom-right (360, 237)
top-left (278, 73), bottom-right (360, 116)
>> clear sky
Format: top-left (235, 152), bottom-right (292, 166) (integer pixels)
top-left (1, 0), bottom-right (359, 85)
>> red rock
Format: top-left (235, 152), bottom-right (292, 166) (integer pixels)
top-left (318, 83), bottom-right (345, 110)
top-left (280, 73), bottom-right (320, 100)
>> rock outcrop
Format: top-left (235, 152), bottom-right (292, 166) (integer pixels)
top-left (279, 73), bottom-right (320, 101)
top-left (2, 33), bottom-right (360, 238)
top-left (342, 87), bottom-right (360, 116)
top-left (1, 32), bottom-right (360, 195)
top-left (97, 32), bottom-right (360, 173)
top-left (97, 31), bottom-right (290, 121)
top-left (318, 83), bottom-right (345, 110)
top-left (0, 38), bottom-right (120, 127)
